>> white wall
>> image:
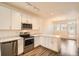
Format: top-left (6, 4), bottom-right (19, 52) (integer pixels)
top-left (0, 31), bottom-right (20, 38)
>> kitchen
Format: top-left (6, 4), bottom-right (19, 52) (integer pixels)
top-left (0, 2), bottom-right (79, 56)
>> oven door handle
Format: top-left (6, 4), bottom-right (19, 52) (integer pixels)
top-left (24, 38), bottom-right (33, 40)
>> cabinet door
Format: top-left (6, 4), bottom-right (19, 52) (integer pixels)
top-left (46, 37), bottom-right (52, 49)
top-left (40, 37), bottom-right (46, 47)
top-left (0, 6), bottom-right (11, 29)
top-left (18, 39), bottom-right (24, 55)
top-left (32, 19), bottom-right (40, 30)
top-left (12, 10), bottom-right (21, 30)
top-left (27, 16), bottom-right (32, 24)
top-left (34, 36), bottom-right (40, 47)
top-left (49, 38), bottom-right (59, 52)
top-left (21, 14), bottom-right (28, 23)
top-left (44, 37), bottom-right (49, 48)
top-left (41, 37), bottom-right (59, 52)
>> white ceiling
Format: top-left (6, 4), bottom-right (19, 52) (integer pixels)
top-left (4, 2), bottom-right (79, 19)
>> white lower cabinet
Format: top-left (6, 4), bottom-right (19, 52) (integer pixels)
top-left (34, 36), bottom-right (40, 47)
top-left (50, 38), bottom-right (59, 52)
top-left (40, 37), bottom-right (46, 47)
top-left (40, 37), bottom-right (59, 52)
top-left (46, 37), bottom-right (59, 52)
top-left (18, 38), bottom-right (24, 55)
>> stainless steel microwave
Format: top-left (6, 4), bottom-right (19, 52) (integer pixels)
top-left (21, 23), bottom-right (32, 30)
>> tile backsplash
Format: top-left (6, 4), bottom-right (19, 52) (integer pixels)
top-left (0, 30), bottom-right (20, 38)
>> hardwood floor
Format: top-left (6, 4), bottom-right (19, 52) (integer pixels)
top-left (22, 46), bottom-right (58, 56)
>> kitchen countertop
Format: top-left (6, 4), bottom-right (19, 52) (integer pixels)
top-left (0, 37), bottom-right (22, 43)
top-left (31, 33), bottom-right (60, 38)
top-left (32, 34), bottom-right (76, 40)
top-left (0, 33), bottom-right (60, 43)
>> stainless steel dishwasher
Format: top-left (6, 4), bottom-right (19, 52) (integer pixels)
top-left (1, 40), bottom-right (17, 56)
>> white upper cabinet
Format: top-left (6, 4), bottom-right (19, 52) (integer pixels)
top-left (32, 18), bottom-right (39, 30)
top-left (21, 13), bottom-right (32, 24)
top-left (21, 13), bottom-right (28, 23)
top-left (21, 13), bottom-right (40, 30)
top-left (11, 10), bottom-right (21, 30)
top-left (27, 16), bottom-right (32, 24)
top-left (0, 6), bottom-right (11, 29)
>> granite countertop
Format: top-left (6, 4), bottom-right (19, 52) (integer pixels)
top-left (0, 36), bottom-right (22, 43)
